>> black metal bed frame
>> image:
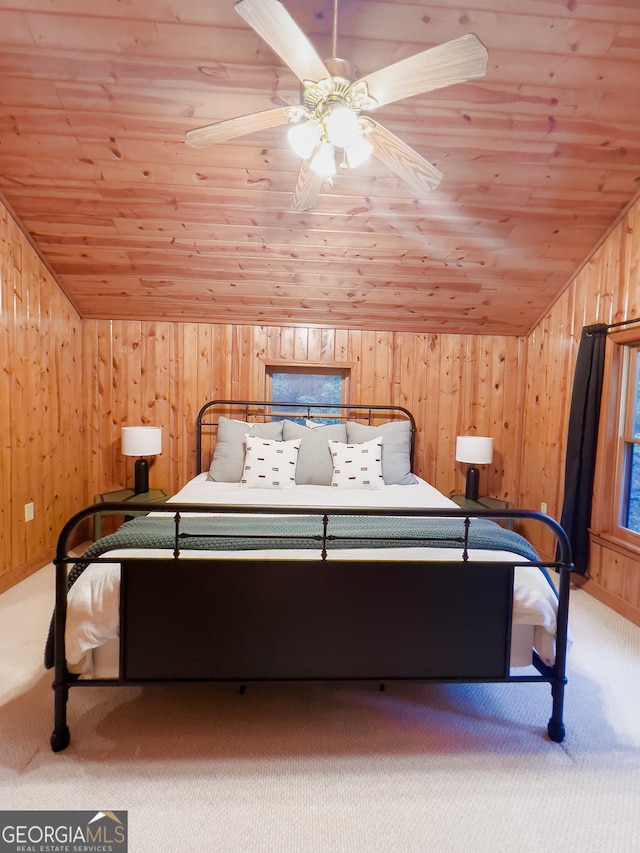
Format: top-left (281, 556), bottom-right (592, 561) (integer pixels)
top-left (195, 399), bottom-right (417, 475)
top-left (50, 401), bottom-right (572, 752)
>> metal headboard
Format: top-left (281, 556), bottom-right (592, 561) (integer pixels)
top-left (195, 400), bottom-right (416, 475)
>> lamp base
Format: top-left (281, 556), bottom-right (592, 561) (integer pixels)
top-left (465, 466), bottom-right (480, 502)
top-left (134, 457), bottom-right (149, 495)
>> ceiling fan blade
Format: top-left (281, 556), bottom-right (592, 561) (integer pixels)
top-left (291, 157), bottom-right (323, 211)
top-left (368, 120), bottom-right (443, 196)
top-left (357, 33), bottom-right (488, 109)
top-left (185, 106), bottom-right (291, 148)
top-left (236, 0), bottom-right (330, 84)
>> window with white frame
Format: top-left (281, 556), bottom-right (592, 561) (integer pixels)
top-left (594, 330), bottom-right (640, 546)
top-left (618, 343), bottom-right (640, 533)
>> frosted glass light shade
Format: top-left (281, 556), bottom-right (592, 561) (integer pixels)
top-left (455, 436), bottom-right (493, 464)
top-left (288, 120), bottom-right (322, 159)
top-left (122, 426), bottom-right (162, 457)
top-left (346, 135), bottom-right (373, 168)
top-left (325, 105), bottom-right (359, 147)
top-left (310, 141), bottom-right (336, 177)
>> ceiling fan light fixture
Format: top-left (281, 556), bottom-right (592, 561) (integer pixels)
top-left (287, 119), bottom-right (322, 159)
top-left (325, 104), bottom-right (359, 148)
top-left (310, 140), bottom-right (336, 178)
top-left (188, 0), bottom-right (489, 211)
top-left (345, 134), bottom-right (373, 169)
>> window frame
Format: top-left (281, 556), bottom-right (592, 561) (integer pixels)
top-left (263, 360), bottom-right (352, 408)
top-left (592, 328), bottom-right (640, 550)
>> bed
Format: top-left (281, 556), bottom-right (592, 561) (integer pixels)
top-left (47, 400), bottom-right (572, 751)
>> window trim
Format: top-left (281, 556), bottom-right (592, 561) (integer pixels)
top-left (263, 360), bottom-right (352, 406)
top-left (592, 327), bottom-right (640, 551)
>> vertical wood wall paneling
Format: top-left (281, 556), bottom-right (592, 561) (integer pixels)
top-left (486, 338), bottom-right (505, 500)
top-left (435, 335), bottom-right (457, 493)
top-left (520, 195), bottom-right (640, 571)
top-left (0, 205), bottom-right (20, 574)
top-left (152, 322), bottom-right (172, 493)
top-left (176, 323), bottom-right (194, 484)
top-left (506, 337), bottom-right (528, 505)
top-left (306, 327), bottom-right (322, 363)
top-left (0, 205), bottom-right (13, 574)
top-left (0, 195), bottom-right (84, 588)
top-left (10, 237), bottom-right (28, 570)
top-left (347, 329), bottom-right (362, 402)
top-left (83, 320), bottom-right (100, 504)
top-left (169, 323), bottom-right (186, 486)
top-left (6, 190), bottom-right (640, 612)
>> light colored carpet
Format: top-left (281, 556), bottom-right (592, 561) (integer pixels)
top-left (1, 564), bottom-right (639, 852)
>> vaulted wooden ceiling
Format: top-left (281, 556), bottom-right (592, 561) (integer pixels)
top-left (1, 0), bottom-right (639, 336)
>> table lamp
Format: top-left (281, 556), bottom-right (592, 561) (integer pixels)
top-left (455, 436), bottom-right (493, 502)
top-left (122, 426), bottom-right (162, 494)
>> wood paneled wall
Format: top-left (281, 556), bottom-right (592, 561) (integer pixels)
top-left (0, 199), bottom-right (84, 590)
top-left (5, 185), bottom-right (640, 626)
top-left (82, 323), bottom-right (527, 508)
top-left (521, 192), bottom-right (640, 621)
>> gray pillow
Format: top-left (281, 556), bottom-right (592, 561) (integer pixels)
top-left (346, 420), bottom-right (417, 485)
top-left (208, 416), bottom-right (284, 481)
top-left (282, 420), bottom-right (347, 485)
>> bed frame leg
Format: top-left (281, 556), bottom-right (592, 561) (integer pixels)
top-left (547, 678), bottom-right (567, 743)
top-left (50, 681), bottom-right (71, 752)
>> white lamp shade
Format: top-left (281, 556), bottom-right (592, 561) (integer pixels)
top-left (455, 436), bottom-right (493, 465)
top-left (122, 426), bottom-right (162, 457)
top-left (325, 105), bottom-right (359, 147)
top-left (346, 134), bottom-right (373, 168)
top-left (310, 141), bottom-right (336, 177)
top-left (287, 119), bottom-right (322, 160)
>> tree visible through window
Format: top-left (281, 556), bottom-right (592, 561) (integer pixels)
top-left (267, 365), bottom-right (349, 424)
top-left (621, 347), bottom-right (640, 533)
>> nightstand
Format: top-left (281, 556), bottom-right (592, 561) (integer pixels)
top-left (93, 488), bottom-right (169, 541)
top-left (450, 494), bottom-right (514, 530)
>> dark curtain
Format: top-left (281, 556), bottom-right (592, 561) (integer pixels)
top-left (559, 324), bottom-right (608, 574)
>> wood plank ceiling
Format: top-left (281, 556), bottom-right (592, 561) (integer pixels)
top-left (1, 0), bottom-right (640, 336)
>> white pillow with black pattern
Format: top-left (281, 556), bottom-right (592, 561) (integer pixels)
top-left (346, 420), bottom-right (417, 485)
top-left (240, 435), bottom-right (301, 489)
top-left (328, 437), bottom-right (384, 489)
top-left (208, 416), bottom-right (284, 481)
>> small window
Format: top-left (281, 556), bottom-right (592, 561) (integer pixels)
top-left (266, 364), bottom-right (350, 423)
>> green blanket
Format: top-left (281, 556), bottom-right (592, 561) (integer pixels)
top-left (65, 512), bottom-right (540, 588)
top-left (45, 512), bottom-right (545, 670)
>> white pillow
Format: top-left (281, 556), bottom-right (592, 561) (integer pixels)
top-left (346, 420), bottom-right (417, 485)
top-left (328, 437), bottom-right (384, 489)
top-left (240, 435), bottom-right (301, 489)
top-left (208, 417), bottom-right (284, 481)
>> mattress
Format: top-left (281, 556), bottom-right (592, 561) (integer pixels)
top-left (65, 474), bottom-right (562, 678)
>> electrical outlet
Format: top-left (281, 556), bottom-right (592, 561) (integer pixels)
top-left (24, 502), bottom-right (34, 522)
top-left (540, 501), bottom-right (548, 515)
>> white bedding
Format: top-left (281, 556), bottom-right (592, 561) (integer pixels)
top-left (66, 474), bottom-right (562, 677)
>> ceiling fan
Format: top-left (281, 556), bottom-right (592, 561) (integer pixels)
top-left (186, 0), bottom-right (488, 211)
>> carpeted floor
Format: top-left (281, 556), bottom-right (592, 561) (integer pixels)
top-left (1, 564), bottom-right (639, 852)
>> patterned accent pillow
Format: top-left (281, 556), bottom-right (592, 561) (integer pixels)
top-left (346, 420), bottom-right (417, 485)
top-left (240, 435), bottom-right (301, 489)
top-left (328, 437), bottom-right (384, 489)
top-left (208, 417), bottom-right (284, 481)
